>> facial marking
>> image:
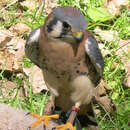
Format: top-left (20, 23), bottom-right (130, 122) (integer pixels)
top-left (49, 20), bottom-right (63, 38)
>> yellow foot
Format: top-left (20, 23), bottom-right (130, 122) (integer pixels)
top-left (56, 122), bottom-right (75, 130)
top-left (29, 113), bottom-right (59, 129)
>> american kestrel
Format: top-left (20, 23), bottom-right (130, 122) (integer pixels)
top-left (25, 6), bottom-right (104, 130)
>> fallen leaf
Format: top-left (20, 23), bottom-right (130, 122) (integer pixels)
top-left (23, 65), bottom-right (48, 94)
top-left (42, 0), bottom-right (58, 14)
top-left (98, 95), bottom-right (112, 113)
top-left (0, 30), bottom-right (14, 49)
top-left (0, 80), bottom-right (17, 99)
top-left (116, 40), bottom-right (130, 61)
top-left (0, 0), bottom-right (12, 9)
top-left (0, 0), bottom-right (7, 8)
top-left (124, 61), bottom-right (130, 88)
top-left (94, 26), bottom-right (119, 42)
top-left (0, 10), bottom-right (10, 22)
top-left (115, 40), bottom-right (130, 88)
top-left (94, 80), bottom-right (115, 112)
top-left (98, 79), bottom-right (112, 91)
top-left (0, 29), bottom-right (25, 72)
top-left (15, 38), bottom-right (25, 60)
top-left (124, 76), bottom-right (130, 88)
top-left (95, 82), bottom-right (106, 96)
top-left (104, 0), bottom-right (129, 16)
top-left (20, 0), bottom-right (38, 11)
top-left (9, 23), bottom-right (31, 35)
top-left (0, 50), bottom-right (16, 72)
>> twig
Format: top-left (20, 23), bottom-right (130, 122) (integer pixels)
top-left (116, 40), bottom-right (130, 51)
top-left (98, 102), bottom-right (116, 126)
top-left (100, 113), bottom-right (107, 123)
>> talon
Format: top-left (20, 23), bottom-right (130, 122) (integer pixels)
top-left (29, 113), bottom-right (59, 129)
top-left (30, 112), bottom-right (41, 119)
top-left (56, 122), bottom-right (75, 130)
top-left (43, 115), bottom-right (59, 127)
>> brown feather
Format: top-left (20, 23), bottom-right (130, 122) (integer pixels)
top-left (38, 27), bottom-right (100, 111)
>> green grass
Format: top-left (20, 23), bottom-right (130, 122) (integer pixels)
top-left (0, 0), bottom-right (130, 129)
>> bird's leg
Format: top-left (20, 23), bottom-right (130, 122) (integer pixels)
top-left (28, 95), bottom-right (59, 130)
top-left (56, 102), bottom-right (80, 130)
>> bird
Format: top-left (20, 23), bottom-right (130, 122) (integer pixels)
top-left (25, 6), bottom-right (104, 130)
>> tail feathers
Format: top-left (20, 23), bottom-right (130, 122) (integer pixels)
top-left (56, 102), bottom-right (99, 130)
top-left (77, 103), bottom-right (99, 130)
top-left (77, 114), bottom-right (98, 130)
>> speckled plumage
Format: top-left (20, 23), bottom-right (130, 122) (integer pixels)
top-left (25, 6), bottom-right (104, 130)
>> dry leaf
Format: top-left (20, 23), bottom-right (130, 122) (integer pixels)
top-left (7, 38), bottom-right (25, 71)
top-left (98, 95), bottom-right (112, 113)
top-left (124, 61), bottom-right (130, 88)
top-left (94, 80), bottom-right (115, 112)
top-left (116, 40), bottom-right (130, 88)
top-left (124, 75), bottom-right (130, 88)
top-left (20, 0), bottom-right (38, 11)
top-left (0, 30), bottom-right (14, 49)
top-left (23, 65), bottom-right (48, 94)
top-left (116, 40), bottom-right (130, 61)
top-left (95, 82), bottom-right (106, 96)
top-left (0, 49), bottom-right (23, 72)
top-left (0, 10), bottom-right (10, 22)
top-left (0, 80), bottom-right (17, 98)
top-left (104, 0), bottom-right (129, 16)
top-left (0, 0), bottom-right (7, 8)
top-left (0, 30), bottom-right (25, 72)
top-left (0, 0), bottom-right (14, 9)
top-left (15, 38), bottom-right (25, 60)
top-left (9, 23), bottom-right (31, 35)
top-left (42, 0), bottom-right (58, 14)
top-left (98, 80), bottom-right (112, 91)
top-left (94, 26), bottom-right (119, 42)
top-left (0, 50), bottom-right (16, 71)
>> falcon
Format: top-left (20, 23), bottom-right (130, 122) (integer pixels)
top-left (25, 6), bottom-right (104, 130)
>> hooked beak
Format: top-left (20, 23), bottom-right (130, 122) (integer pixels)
top-left (69, 31), bottom-right (83, 56)
top-left (59, 31), bottom-right (83, 56)
top-left (72, 32), bottom-right (83, 41)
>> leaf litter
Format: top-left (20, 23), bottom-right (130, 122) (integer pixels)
top-left (0, 1), bottom-right (129, 128)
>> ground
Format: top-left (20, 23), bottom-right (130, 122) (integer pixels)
top-left (0, 0), bottom-right (130, 130)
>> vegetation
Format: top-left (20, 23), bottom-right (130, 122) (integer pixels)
top-left (0, 0), bottom-right (129, 129)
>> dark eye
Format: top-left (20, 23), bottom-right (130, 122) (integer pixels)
top-left (63, 22), bottom-right (71, 30)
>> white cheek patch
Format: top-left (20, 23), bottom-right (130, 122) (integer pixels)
top-left (49, 21), bottom-right (63, 37)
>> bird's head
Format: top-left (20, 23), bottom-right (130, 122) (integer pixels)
top-left (44, 6), bottom-right (87, 43)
